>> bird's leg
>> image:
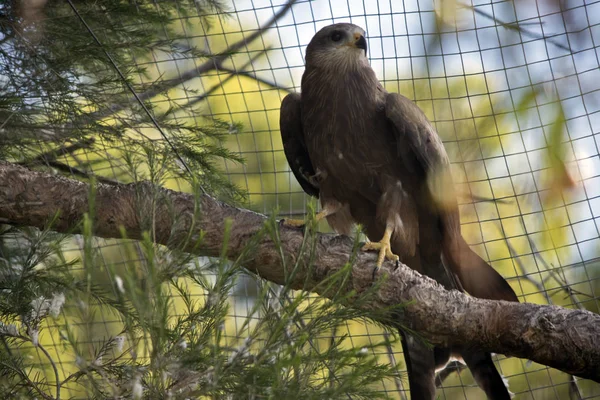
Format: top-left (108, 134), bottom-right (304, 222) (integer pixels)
top-left (281, 203), bottom-right (339, 228)
top-left (281, 217), bottom-right (310, 228)
top-left (362, 225), bottom-right (399, 269)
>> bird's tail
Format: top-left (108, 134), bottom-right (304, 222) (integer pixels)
top-left (442, 235), bottom-right (518, 302)
top-left (461, 351), bottom-right (513, 399)
top-left (400, 332), bottom-right (436, 400)
top-left (400, 330), bottom-right (513, 400)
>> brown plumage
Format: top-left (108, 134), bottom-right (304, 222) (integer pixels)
top-left (280, 23), bottom-right (518, 399)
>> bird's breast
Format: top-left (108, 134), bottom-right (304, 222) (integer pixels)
top-left (301, 107), bottom-right (396, 202)
top-left (302, 98), bottom-right (390, 163)
top-left (299, 68), bottom-right (401, 194)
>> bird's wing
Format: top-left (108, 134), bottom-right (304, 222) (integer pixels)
top-left (385, 92), bottom-right (518, 303)
top-left (384, 92), bottom-right (457, 211)
top-left (384, 93), bottom-right (446, 168)
top-left (280, 93), bottom-right (319, 198)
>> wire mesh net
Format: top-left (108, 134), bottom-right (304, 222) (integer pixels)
top-left (3, 0), bottom-right (600, 398)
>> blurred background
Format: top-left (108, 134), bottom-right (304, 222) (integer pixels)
top-left (1, 0), bottom-right (600, 398)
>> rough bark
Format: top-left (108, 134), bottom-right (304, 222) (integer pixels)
top-left (0, 161), bottom-right (599, 382)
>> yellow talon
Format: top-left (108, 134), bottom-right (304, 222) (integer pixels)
top-left (362, 226), bottom-right (399, 267)
top-left (281, 218), bottom-right (307, 227)
top-left (281, 208), bottom-right (333, 228)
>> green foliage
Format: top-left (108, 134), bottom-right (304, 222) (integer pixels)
top-left (2, 0), bottom-right (599, 398)
top-left (0, 0), bottom-right (244, 202)
top-left (0, 4), bottom-right (402, 398)
top-left (0, 211), bottom-right (401, 399)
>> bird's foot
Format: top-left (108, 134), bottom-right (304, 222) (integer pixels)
top-left (361, 239), bottom-right (399, 268)
top-left (280, 207), bottom-right (336, 229)
top-left (371, 265), bottom-right (380, 282)
top-left (280, 218), bottom-right (307, 229)
top-left (370, 259), bottom-right (401, 283)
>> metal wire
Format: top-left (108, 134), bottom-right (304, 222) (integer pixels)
top-left (16, 0), bottom-right (600, 398)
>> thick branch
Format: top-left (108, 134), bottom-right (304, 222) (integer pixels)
top-left (0, 161), bottom-right (599, 382)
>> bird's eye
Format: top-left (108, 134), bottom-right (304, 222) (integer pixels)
top-left (330, 31), bottom-right (342, 42)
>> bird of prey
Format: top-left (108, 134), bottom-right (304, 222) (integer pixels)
top-left (279, 23), bottom-right (518, 399)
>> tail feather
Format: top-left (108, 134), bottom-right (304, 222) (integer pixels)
top-left (462, 351), bottom-right (513, 399)
top-left (443, 236), bottom-right (518, 302)
top-left (400, 332), bottom-right (437, 399)
top-left (385, 214), bottom-right (517, 399)
top-left (401, 331), bottom-right (513, 400)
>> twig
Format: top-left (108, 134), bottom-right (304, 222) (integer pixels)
top-left (7, 333), bottom-right (61, 399)
top-left (44, 160), bottom-right (120, 185)
top-left (464, 193), bottom-right (510, 205)
top-left (505, 237), bottom-right (553, 304)
top-left (184, 49), bottom-right (272, 110)
top-left (0, 335), bottom-right (56, 400)
top-left (328, 324), bottom-right (338, 390)
top-left (78, 0), bottom-right (299, 124)
top-left (275, 288), bottom-right (354, 400)
top-left (0, 361), bottom-right (54, 400)
top-left (67, 0), bottom-right (195, 181)
top-left (217, 65), bottom-right (292, 93)
top-left (35, 341), bottom-right (61, 400)
top-left (526, 236), bottom-right (587, 396)
top-left (461, 4), bottom-right (572, 52)
top-left (569, 374), bottom-right (583, 400)
top-left (20, 138), bottom-right (95, 166)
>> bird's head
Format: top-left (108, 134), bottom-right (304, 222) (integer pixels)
top-left (305, 23), bottom-right (368, 69)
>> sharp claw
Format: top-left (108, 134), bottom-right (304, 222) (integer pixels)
top-left (361, 240), bottom-right (399, 268)
top-left (280, 218), bottom-right (306, 229)
top-left (394, 259), bottom-right (400, 270)
top-left (372, 265), bottom-right (379, 282)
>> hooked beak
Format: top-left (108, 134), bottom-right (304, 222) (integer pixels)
top-left (354, 33), bottom-right (367, 54)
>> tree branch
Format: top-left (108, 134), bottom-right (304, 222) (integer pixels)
top-left (82, 0), bottom-right (299, 124)
top-left (0, 161), bottom-right (599, 382)
top-left (19, 138), bottom-right (96, 166)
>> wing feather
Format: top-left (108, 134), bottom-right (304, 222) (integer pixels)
top-left (385, 92), bottom-right (518, 302)
top-left (384, 92), bottom-right (455, 207)
top-left (385, 91), bottom-right (461, 244)
top-left (385, 92), bottom-right (448, 168)
top-left (280, 93), bottom-right (319, 198)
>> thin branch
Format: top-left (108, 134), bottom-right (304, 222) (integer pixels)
top-left (569, 374), bottom-right (583, 400)
top-left (505, 238), bottom-right (552, 304)
top-left (510, 225), bottom-right (586, 396)
top-left (80, 0), bottom-right (299, 124)
top-left (1, 333), bottom-right (62, 399)
top-left (272, 284), bottom-right (354, 400)
top-left (42, 160), bottom-right (120, 185)
top-left (0, 335), bottom-right (55, 400)
top-left (0, 361), bottom-right (54, 400)
top-left (460, 4), bottom-right (572, 52)
top-left (184, 48), bottom-right (272, 110)
top-left (0, 161), bottom-right (599, 382)
top-left (20, 138), bottom-right (95, 166)
top-left (67, 0), bottom-right (195, 180)
top-left (217, 65), bottom-right (291, 94)
top-left (463, 193), bottom-right (510, 205)
top-left (34, 341), bottom-right (61, 400)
